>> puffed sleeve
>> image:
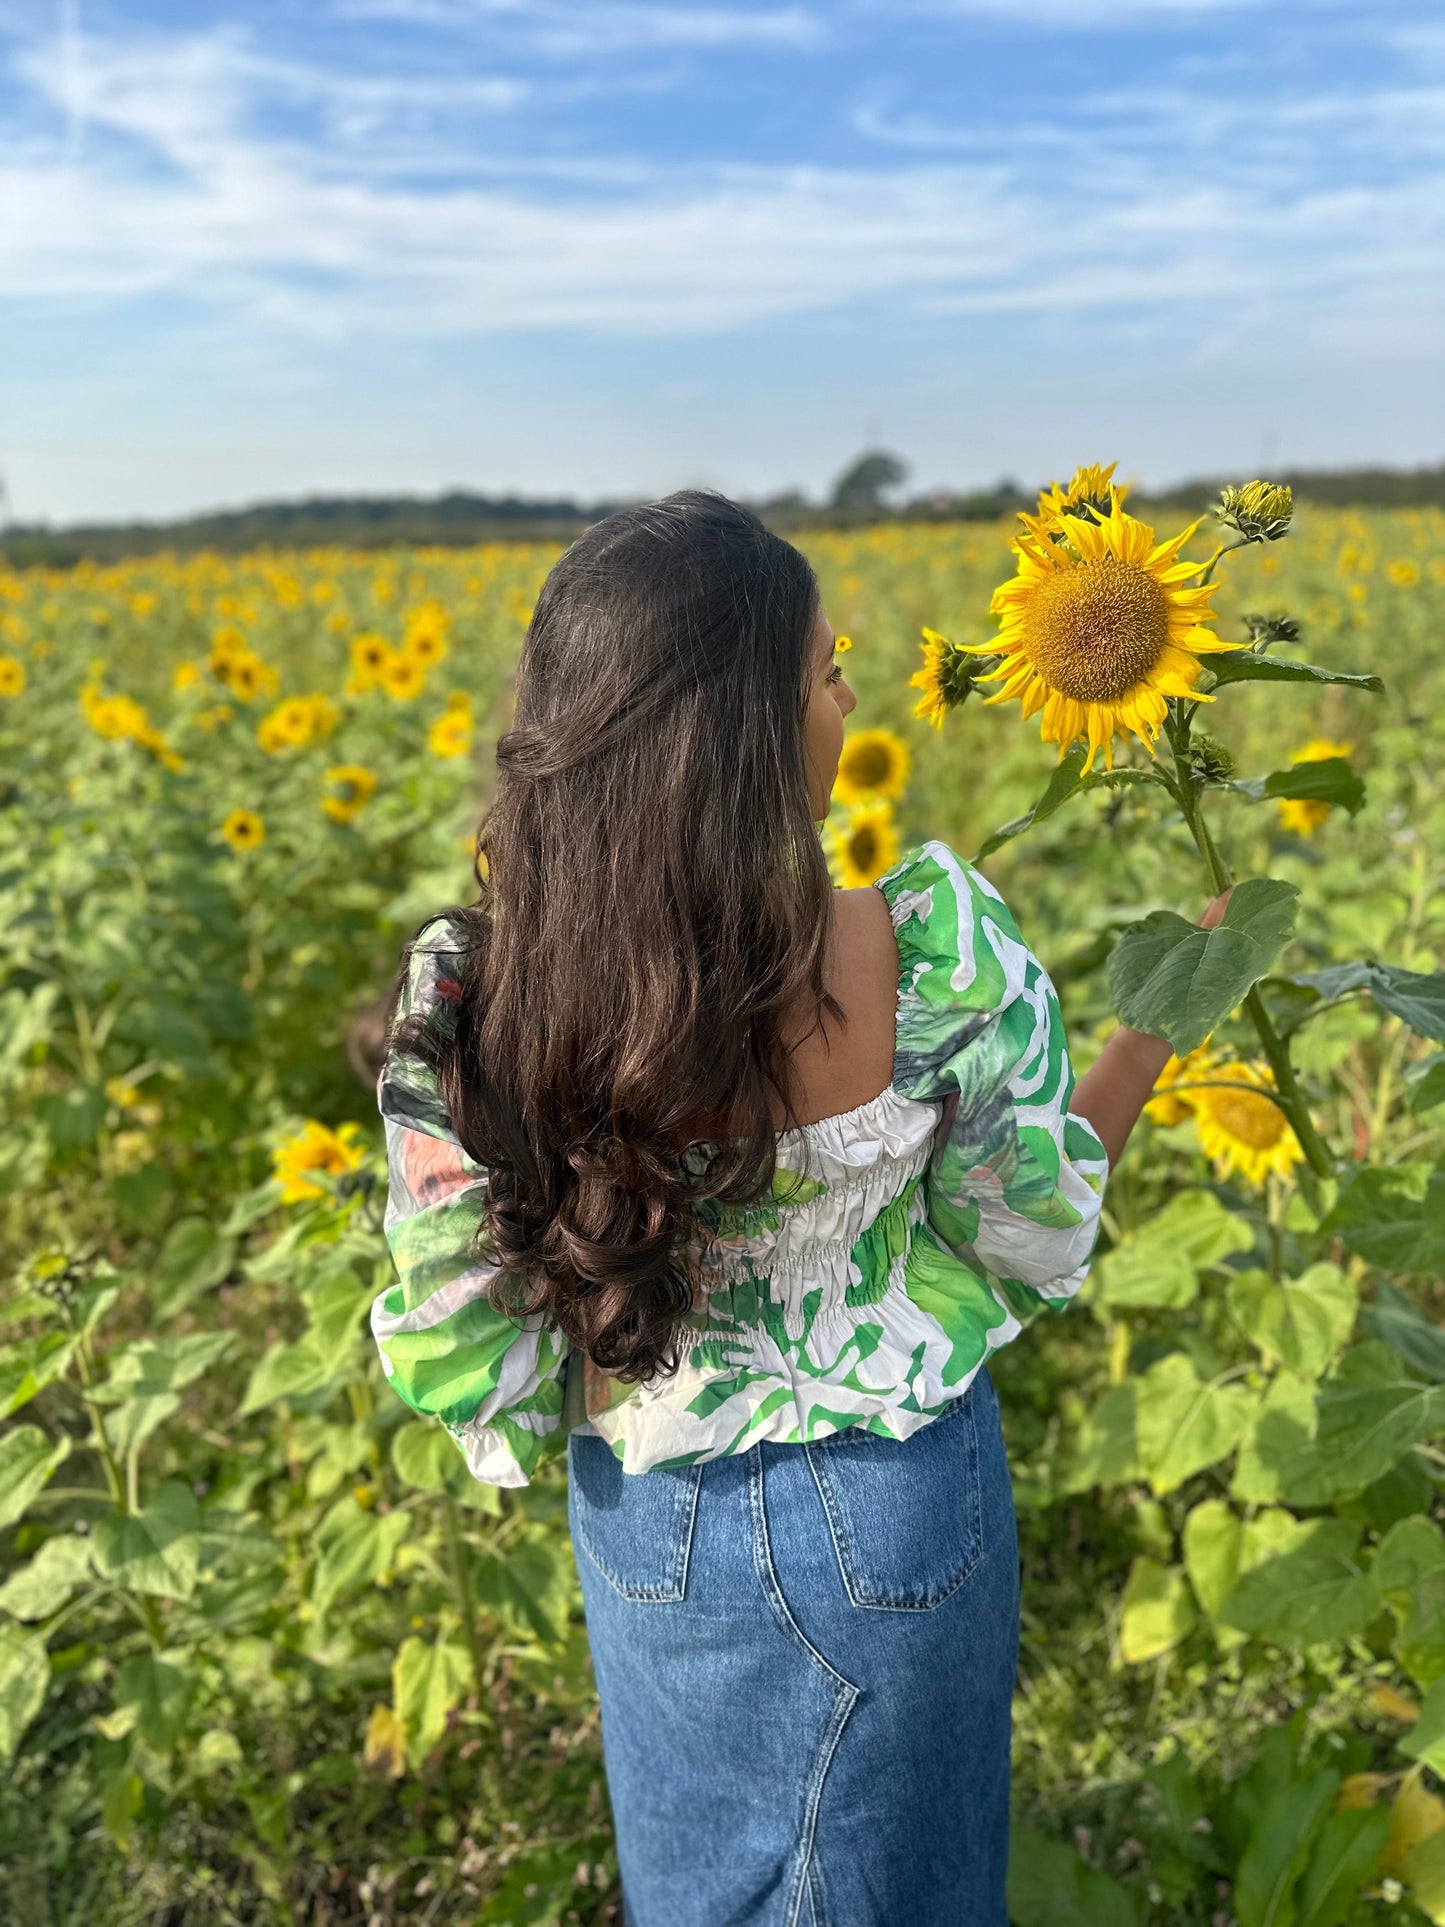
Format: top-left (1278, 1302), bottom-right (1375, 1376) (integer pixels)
top-left (877, 838), bottom-right (1109, 1319)
top-left (368, 927), bottom-right (569, 1488)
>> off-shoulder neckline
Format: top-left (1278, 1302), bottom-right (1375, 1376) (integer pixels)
top-left (688, 869), bottom-right (915, 1154)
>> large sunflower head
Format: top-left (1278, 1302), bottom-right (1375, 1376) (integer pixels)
top-left (1191, 1062), bottom-right (1303, 1188)
top-left (825, 802), bottom-right (901, 888)
top-left (963, 498), bottom-right (1233, 772)
top-left (833, 727), bottom-right (910, 805)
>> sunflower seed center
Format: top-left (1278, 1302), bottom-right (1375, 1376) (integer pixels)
top-left (1025, 555), bottom-right (1169, 702)
top-left (1207, 1086), bottom-right (1286, 1150)
top-left (842, 742), bottom-right (895, 788)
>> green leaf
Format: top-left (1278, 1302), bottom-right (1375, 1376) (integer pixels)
top-left (311, 1497), bottom-right (409, 1623)
top-left (974, 744), bottom-right (1089, 860)
top-left (113, 1651), bottom-right (192, 1754)
top-left (0, 1533), bottom-right (94, 1621)
top-left (1006, 1826), bottom-right (1139, 1927)
top-left (1364, 1282), bottom-right (1445, 1382)
top-left (391, 1420), bottom-right (473, 1498)
top-left (1232, 1374), bottom-right (1333, 1507)
top-left (0, 1426), bottom-right (71, 1530)
top-left (1109, 878), bottom-right (1300, 1056)
top-left (1095, 1190), bottom-right (1254, 1310)
top-left (1401, 1677), bottom-right (1445, 1777)
top-left (92, 1330), bottom-right (235, 1401)
top-left (1234, 757), bottom-right (1366, 817)
top-left (472, 1535), bottom-right (569, 1645)
top-left (1183, 1498), bottom-right (1243, 1620)
top-left (1405, 1052), bottom-right (1445, 1115)
top-left (1219, 1519), bottom-right (1377, 1645)
top-left (1061, 1382), bottom-right (1140, 1494)
top-left (0, 1624), bottom-right (50, 1763)
top-left (0, 1333), bottom-right (76, 1418)
top-left (1119, 1556), bottom-right (1196, 1663)
top-left (1373, 1517), bottom-right (1445, 1606)
top-left (392, 1635), bottom-right (471, 1771)
top-left (239, 1338), bottom-right (336, 1416)
top-left (1292, 963), bottom-right (1445, 1043)
top-left (1295, 1807), bottom-right (1390, 1927)
top-left (1232, 1766), bottom-right (1340, 1927)
top-left (1205, 651), bottom-right (1384, 694)
top-left (91, 1482), bottom-right (202, 1598)
top-left (102, 1392), bottom-right (182, 1461)
top-left (1135, 1353), bottom-right (1255, 1496)
top-left (153, 1217), bottom-right (236, 1314)
top-left (1320, 1165), bottom-right (1445, 1274)
top-left (1227, 1264), bottom-right (1357, 1379)
top-left (1312, 1343), bottom-right (1445, 1492)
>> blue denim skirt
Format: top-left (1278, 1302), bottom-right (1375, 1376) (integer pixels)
top-left (567, 1365), bottom-right (1020, 1927)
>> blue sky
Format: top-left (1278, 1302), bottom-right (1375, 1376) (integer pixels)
top-left (1, 0), bottom-right (1441, 522)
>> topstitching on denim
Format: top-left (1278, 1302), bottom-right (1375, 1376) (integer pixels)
top-left (748, 1447), bottom-right (858, 1927)
top-left (570, 1449), bottom-right (703, 1602)
top-left (803, 1383), bottom-right (983, 1611)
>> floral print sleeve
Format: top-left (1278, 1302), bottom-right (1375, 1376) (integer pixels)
top-left (878, 838), bottom-right (1109, 1320)
top-left (368, 927), bottom-right (569, 1489)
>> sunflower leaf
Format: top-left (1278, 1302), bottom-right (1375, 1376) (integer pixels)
top-left (1108, 878), bottom-right (1300, 1056)
top-left (1204, 652), bottom-right (1385, 694)
top-left (1233, 757), bottom-right (1366, 816)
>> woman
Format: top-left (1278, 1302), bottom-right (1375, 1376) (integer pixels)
top-left (369, 491), bottom-right (1223, 1926)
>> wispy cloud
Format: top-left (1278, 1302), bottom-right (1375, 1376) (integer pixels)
top-left (3, 15), bottom-right (1439, 350)
top-left (331, 0), bottom-right (826, 55)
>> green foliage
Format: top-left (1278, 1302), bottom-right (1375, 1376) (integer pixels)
top-left (2, 512), bottom-right (1442, 1921)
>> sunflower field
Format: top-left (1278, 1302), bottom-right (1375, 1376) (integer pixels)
top-left (1, 488), bottom-right (1443, 1925)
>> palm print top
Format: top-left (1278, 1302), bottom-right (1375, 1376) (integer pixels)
top-left (368, 838), bottom-right (1110, 1487)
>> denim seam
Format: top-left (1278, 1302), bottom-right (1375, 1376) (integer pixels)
top-left (746, 1449), bottom-right (858, 1927)
top-left (573, 1461), bottom-right (702, 1602)
top-left (804, 1392), bottom-right (984, 1612)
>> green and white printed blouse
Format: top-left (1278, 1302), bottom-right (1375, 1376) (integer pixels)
top-left (369, 838), bottom-right (1109, 1486)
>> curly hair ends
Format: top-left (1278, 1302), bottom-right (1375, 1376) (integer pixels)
top-left (392, 489), bottom-right (842, 1383)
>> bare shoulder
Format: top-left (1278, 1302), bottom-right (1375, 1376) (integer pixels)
top-left (829, 885), bottom-right (901, 1007)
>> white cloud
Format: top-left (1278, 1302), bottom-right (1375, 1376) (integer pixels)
top-left (1, 14), bottom-right (1439, 355)
top-left (330, 0), bottom-right (826, 54)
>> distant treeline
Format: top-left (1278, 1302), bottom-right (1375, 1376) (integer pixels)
top-left (3, 460), bottom-right (1442, 567)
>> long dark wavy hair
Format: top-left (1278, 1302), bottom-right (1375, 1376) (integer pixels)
top-left (393, 489), bottom-right (843, 1382)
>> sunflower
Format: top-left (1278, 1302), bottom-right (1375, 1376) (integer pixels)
top-left (0, 656), bottom-right (26, 699)
top-left (1277, 737), bottom-right (1355, 838)
top-left (833, 634), bottom-right (853, 654)
top-left (908, 626), bottom-right (997, 728)
top-left (381, 653), bottom-right (426, 702)
top-left (833, 727), bottom-right (910, 805)
top-left (323, 765), bottom-right (378, 824)
top-left (220, 808), bottom-right (265, 853)
top-left (404, 602), bottom-right (450, 667)
top-left (172, 661), bottom-right (201, 693)
top-left (347, 632), bottom-right (392, 695)
top-left (963, 498), bottom-right (1232, 772)
top-left (827, 802), bottom-right (901, 888)
top-left (272, 1119), bottom-right (367, 1204)
top-left (257, 697), bottom-right (318, 753)
top-left (428, 710), bottom-right (473, 759)
top-left (1144, 1040), bottom-right (1216, 1126)
top-left (1191, 1062), bottom-right (1304, 1188)
top-left (1021, 461), bottom-right (1130, 543)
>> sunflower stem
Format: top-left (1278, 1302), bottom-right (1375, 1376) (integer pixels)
top-left (1163, 706), bottom-right (1335, 1180)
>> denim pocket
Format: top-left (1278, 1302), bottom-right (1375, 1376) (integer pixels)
top-left (804, 1376), bottom-right (986, 1611)
top-left (568, 1433), bottom-right (703, 1603)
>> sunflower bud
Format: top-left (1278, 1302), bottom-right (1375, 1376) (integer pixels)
top-left (1240, 610), bottom-right (1301, 651)
top-left (1217, 481), bottom-right (1294, 545)
top-left (1185, 735), bottom-right (1236, 784)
